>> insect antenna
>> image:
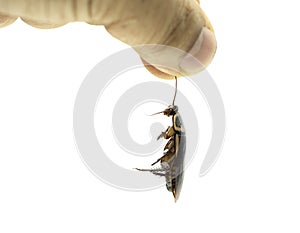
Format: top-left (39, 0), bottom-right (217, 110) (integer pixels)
top-left (172, 76), bottom-right (178, 106)
top-left (148, 76), bottom-right (178, 116)
top-left (149, 111), bottom-right (164, 116)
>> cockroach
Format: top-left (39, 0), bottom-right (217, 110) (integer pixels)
top-left (135, 76), bottom-right (186, 202)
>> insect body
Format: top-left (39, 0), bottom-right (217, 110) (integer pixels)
top-left (135, 77), bottom-right (186, 202)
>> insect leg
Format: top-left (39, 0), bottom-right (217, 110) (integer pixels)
top-left (157, 126), bottom-right (175, 140)
top-left (151, 150), bottom-right (175, 167)
top-left (150, 171), bottom-right (166, 177)
top-left (134, 167), bottom-right (167, 177)
top-left (135, 167), bottom-right (167, 172)
top-left (164, 139), bottom-right (175, 151)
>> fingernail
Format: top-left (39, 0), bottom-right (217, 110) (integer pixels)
top-left (180, 27), bottom-right (217, 74)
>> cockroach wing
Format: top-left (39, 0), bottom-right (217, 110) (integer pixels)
top-left (170, 112), bottom-right (186, 202)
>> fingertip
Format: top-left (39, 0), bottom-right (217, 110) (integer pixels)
top-left (141, 58), bottom-right (176, 80)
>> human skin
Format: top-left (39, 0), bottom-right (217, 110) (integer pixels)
top-left (0, 0), bottom-right (217, 79)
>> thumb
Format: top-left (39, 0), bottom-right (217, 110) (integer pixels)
top-left (104, 0), bottom-right (217, 79)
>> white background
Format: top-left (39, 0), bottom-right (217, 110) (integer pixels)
top-left (1, 0), bottom-right (300, 232)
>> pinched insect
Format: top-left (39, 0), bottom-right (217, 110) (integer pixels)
top-left (135, 77), bottom-right (186, 202)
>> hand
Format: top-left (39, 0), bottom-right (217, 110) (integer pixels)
top-left (0, 0), bottom-right (217, 79)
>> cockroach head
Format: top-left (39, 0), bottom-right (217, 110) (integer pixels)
top-left (163, 105), bottom-right (178, 116)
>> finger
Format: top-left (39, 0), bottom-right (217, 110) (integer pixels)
top-left (0, 0), bottom-right (98, 25)
top-left (0, 13), bottom-right (17, 28)
top-left (0, 0), bottom-right (216, 79)
top-left (21, 18), bottom-right (66, 29)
